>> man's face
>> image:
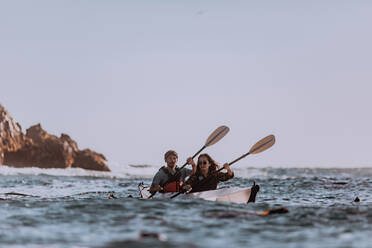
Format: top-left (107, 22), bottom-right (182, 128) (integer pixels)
top-left (165, 155), bottom-right (178, 169)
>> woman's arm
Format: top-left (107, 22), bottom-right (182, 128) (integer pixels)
top-left (182, 174), bottom-right (197, 192)
top-left (217, 163), bottom-right (234, 182)
top-left (223, 163), bottom-right (233, 177)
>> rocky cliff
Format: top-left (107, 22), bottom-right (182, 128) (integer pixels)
top-left (0, 104), bottom-right (110, 171)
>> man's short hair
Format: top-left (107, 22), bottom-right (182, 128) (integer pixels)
top-left (164, 150), bottom-right (178, 160)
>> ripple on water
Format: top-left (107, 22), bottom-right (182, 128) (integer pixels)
top-left (1, 169), bottom-right (372, 248)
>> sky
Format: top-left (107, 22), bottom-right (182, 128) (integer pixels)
top-left (1, 1), bottom-right (372, 168)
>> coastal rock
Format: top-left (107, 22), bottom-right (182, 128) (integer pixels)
top-left (0, 105), bottom-right (26, 156)
top-left (0, 104), bottom-right (110, 171)
top-left (72, 149), bottom-right (110, 172)
top-left (4, 124), bottom-right (77, 169)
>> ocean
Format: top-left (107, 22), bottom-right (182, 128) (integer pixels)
top-left (1, 164), bottom-right (371, 248)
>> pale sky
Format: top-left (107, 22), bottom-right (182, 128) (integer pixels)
top-left (1, 1), bottom-right (372, 168)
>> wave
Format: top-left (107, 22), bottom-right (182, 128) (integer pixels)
top-left (1, 162), bottom-right (372, 179)
top-left (0, 162), bottom-right (158, 179)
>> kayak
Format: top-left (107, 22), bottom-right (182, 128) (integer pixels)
top-left (138, 182), bottom-right (259, 204)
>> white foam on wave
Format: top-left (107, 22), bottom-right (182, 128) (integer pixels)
top-left (0, 162), bottom-right (160, 197)
top-left (0, 161), bottom-right (160, 179)
top-left (108, 161), bottom-right (159, 178)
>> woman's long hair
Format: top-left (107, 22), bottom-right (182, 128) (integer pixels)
top-left (196, 153), bottom-right (220, 175)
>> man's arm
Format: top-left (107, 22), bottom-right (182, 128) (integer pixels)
top-left (149, 171), bottom-right (164, 194)
top-left (149, 184), bottom-right (163, 194)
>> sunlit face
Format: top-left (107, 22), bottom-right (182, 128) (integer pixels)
top-left (198, 156), bottom-right (210, 172)
top-left (165, 155), bottom-right (178, 169)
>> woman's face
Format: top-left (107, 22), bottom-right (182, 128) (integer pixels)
top-left (198, 156), bottom-right (210, 173)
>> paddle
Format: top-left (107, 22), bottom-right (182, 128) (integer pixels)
top-left (177, 125), bottom-right (230, 171)
top-left (218, 134), bottom-right (275, 171)
top-left (170, 134), bottom-right (275, 199)
top-left (148, 125), bottom-right (230, 198)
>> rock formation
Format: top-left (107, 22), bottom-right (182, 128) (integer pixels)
top-left (0, 105), bottom-right (25, 159)
top-left (72, 149), bottom-right (108, 171)
top-left (0, 104), bottom-right (110, 171)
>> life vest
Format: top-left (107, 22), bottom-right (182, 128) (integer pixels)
top-left (160, 166), bottom-right (183, 193)
top-left (163, 181), bottom-right (183, 192)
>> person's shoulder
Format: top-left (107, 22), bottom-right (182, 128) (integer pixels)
top-left (154, 167), bottom-right (167, 176)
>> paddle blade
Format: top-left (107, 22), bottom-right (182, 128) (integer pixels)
top-left (205, 125), bottom-right (230, 147)
top-left (249, 134), bottom-right (275, 154)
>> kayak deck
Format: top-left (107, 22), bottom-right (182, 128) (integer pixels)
top-left (138, 183), bottom-right (259, 204)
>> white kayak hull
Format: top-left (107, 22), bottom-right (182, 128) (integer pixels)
top-left (138, 183), bottom-right (259, 204)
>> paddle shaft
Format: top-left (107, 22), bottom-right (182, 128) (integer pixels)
top-left (178, 125), bottom-right (229, 171)
top-left (223, 152), bottom-right (250, 170)
top-left (216, 137), bottom-right (273, 172)
top-left (164, 126), bottom-right (230, 180)
top-left (178, 145), bottom-right (206, 171)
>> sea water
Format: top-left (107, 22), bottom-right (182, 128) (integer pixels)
top-left (1, 164), bottom-right (371, 248)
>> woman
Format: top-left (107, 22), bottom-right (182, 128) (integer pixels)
top-left (183, 153), bottom-right (234, 193)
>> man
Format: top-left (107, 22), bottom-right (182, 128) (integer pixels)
top-left (149, 150), bottom-right (195, 194)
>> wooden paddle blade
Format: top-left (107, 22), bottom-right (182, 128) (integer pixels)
top-left (249, 134), bottom-right (275, 154)
top-left (205, 125), bottom-right (230, 147)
